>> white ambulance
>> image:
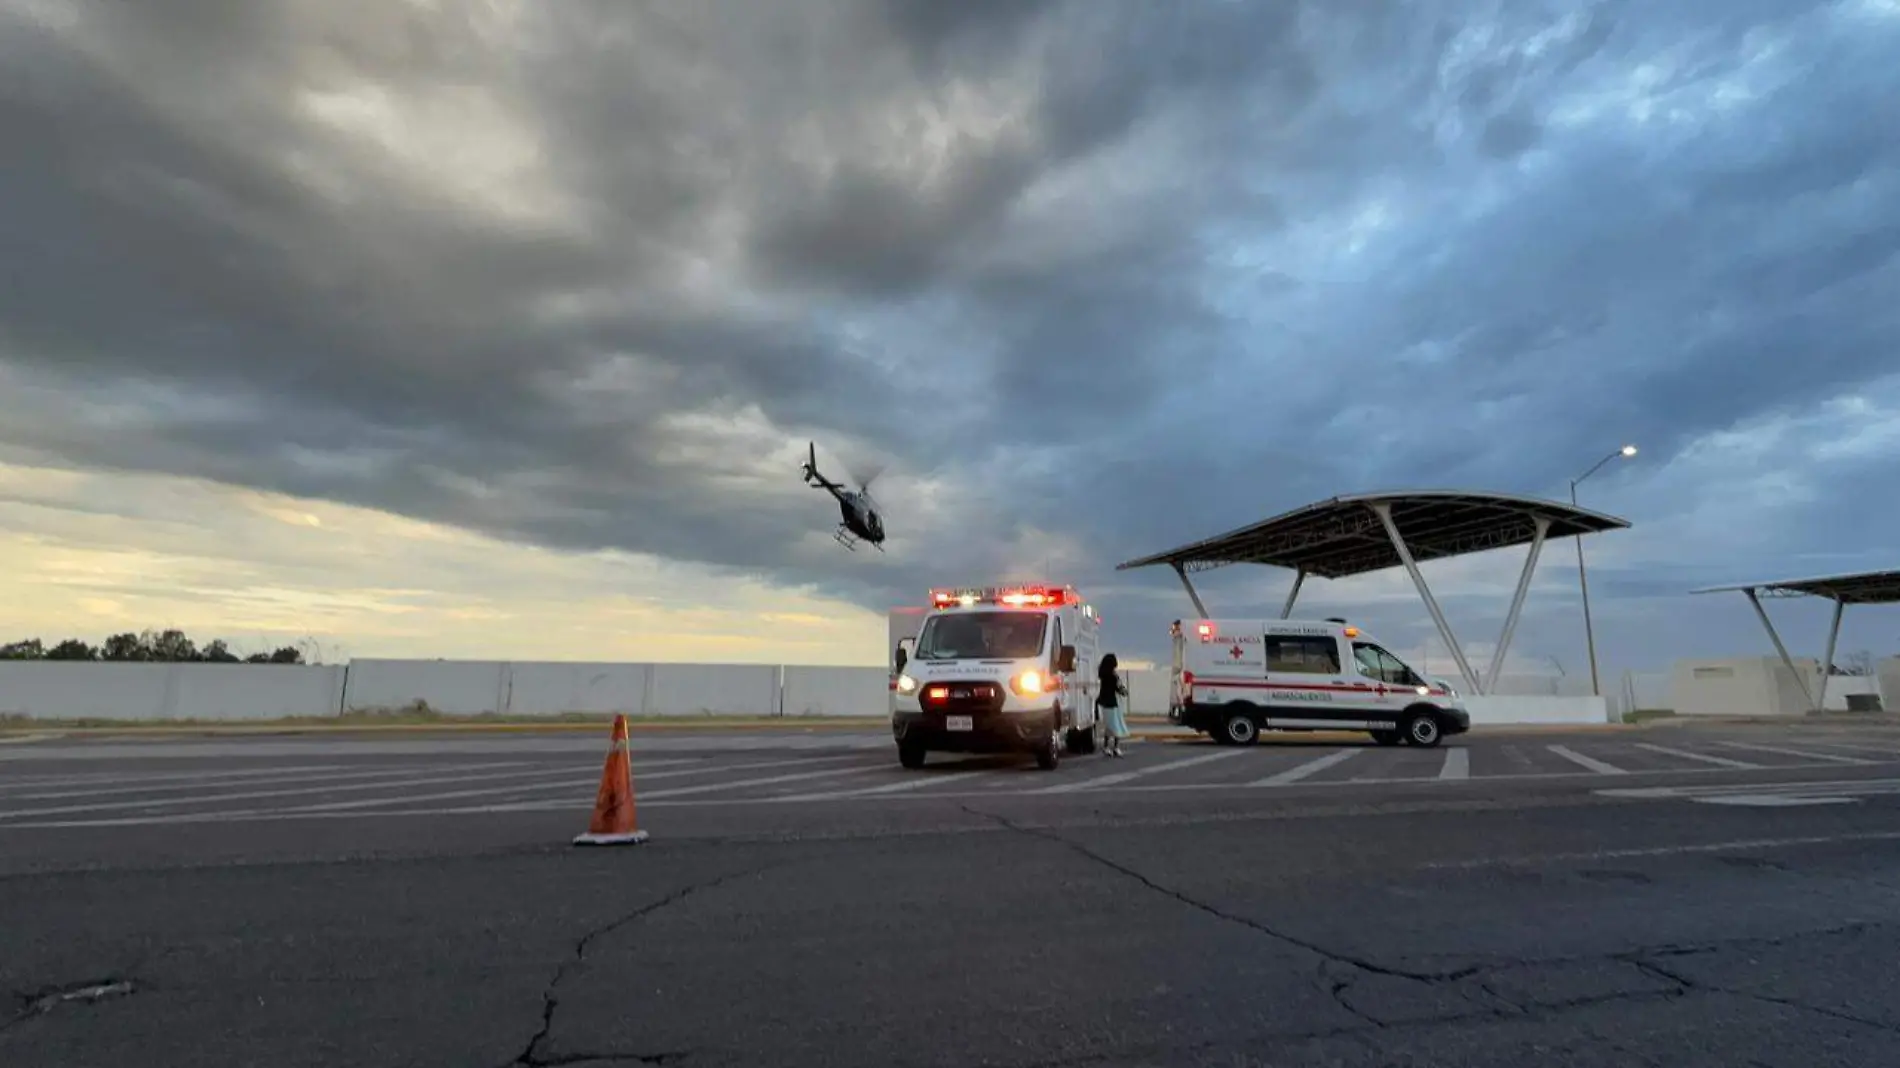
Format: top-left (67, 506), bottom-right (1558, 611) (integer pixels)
top-left (1169, 617), bottom-right (1470, 747)
top-left (890, 585), bottom-right (1104, 770)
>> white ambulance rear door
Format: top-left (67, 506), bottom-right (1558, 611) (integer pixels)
top-left (1190, 620), bottom-right (1266, 704)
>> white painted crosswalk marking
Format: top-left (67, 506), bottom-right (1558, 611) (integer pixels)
top-left (1249, 748), bottom-right (1358, 786)
top-left (1633, 743), bottom-right (1761, 769)
top-left (1599, 776), bottom-right (1900, 807)
top-left (1717, 741), bottom-right (1872, 765)
top-left (1438, 749), bottom-right (1469, 779)
top-left (1546, 745), bottom-right (1626, 775)
top-left (1036, 749), bottom-right (1248, 793)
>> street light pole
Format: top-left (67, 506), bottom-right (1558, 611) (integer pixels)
top-left (1570, 444), bottom-right (1636, 697)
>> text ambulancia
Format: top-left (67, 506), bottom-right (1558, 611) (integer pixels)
top-left (1170, 618), bottom-right (1470, 747)
top-left (889, 586), bottom-right (1104, 770)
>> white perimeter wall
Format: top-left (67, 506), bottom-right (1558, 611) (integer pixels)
top-left (1669, 656), bottom-right (1888, 717)
top-left (4, 657), bottom-right (1822, 723)
top-left (0, 662), bottom-right (348, 721)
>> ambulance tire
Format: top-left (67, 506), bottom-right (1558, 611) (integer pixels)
top-left (1370, 729), bottom-right (1401, 746)
top-left (1066, 717), bottom-right (1098, 754)
top-left (1035, 729), bottom-right (1062, 770)
top-left (1220, 711), bottom-right (1260, 746)
top-left (898, 740), bottom-right (927, 768)
top-left (1402, 710), bottom-right (1443, 748)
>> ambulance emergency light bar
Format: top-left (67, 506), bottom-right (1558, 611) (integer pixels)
top-left (930, 585), bottom-right (1080, 608)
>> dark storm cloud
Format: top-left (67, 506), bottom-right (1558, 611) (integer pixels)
top-left (4, 0), bottom-right (1900, 661)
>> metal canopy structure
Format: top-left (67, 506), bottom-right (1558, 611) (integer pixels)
top-left (1116, 491), bottom-right (1631, 695)
top-left (1691, 568), bottom-right (1900, 711)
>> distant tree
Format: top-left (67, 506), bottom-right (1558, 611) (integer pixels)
top-left (101, 632), bottom-right (148, 661)
top-left (268, 645), bottom-right (304, 664)
top-left (44, 639), bottom-right (98, 661)
top-left (147, 628), bottom-right (197, 662)
top-left (200, 639), bottom-right (240, 663)
top-left (0, 638), bottom-right (44, 659)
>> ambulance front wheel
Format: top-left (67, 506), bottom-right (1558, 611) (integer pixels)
top-left (1403, 712), bottom-right (1443, 748)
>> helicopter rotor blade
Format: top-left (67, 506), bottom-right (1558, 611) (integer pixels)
top-left (843, 456), bottom-right (886, 494)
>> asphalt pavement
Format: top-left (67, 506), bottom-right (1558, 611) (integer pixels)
top-left (5, 722), bottom-right (1900, 1066)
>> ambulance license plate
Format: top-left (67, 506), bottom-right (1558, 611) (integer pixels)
top-left (945, 715), bottom-right (973, 731)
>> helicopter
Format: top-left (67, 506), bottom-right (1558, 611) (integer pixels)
top-left (800, 441), bottom-right (885, 551)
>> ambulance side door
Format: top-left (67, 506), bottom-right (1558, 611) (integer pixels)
top-left (1262, 632), bottom-right (1350, 717)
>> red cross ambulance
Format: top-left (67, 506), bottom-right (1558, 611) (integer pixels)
top-left (1169, 617), bottom-right (1469, 747)
top-left (889, 585), bottom-right (1103, 770)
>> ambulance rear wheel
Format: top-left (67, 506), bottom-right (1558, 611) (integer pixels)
top-left (1403, 713), bottom-right (1442, 748)
top-left (898, 741), bottom-right (927, 768)
top-left (1034, 730), bottom-right (1061, 770)
top-left (1221, 713), bottom-right (1259, 746)
top-left (1066, 724), bottom-right (1096, 754)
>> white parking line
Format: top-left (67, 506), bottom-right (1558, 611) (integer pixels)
top-left (0, 762), bottom-right (598, 820)
top-left (1546, 745), bottom-right (1626, 775)
top-left (1249, 748), bottom-right (1358, 786)
top-left (0, 761), bottom-right (539, 802)
top-left (632, 753), bottom-right (859, 781)
top-left (1035, 749), bottom-right (1249, 793)
top-left (636, 763), bottom-right (886, 799)
top-left (274, 772), bottom-right (602, 813)
top-left (1718, 741), bottom-right (1872, 765)
top-left (1438, 749), bottom-right (1469, 779)
top-left (1633, 743), bottom-right (1762, 769)
top-left (774, 769), bottom-right (1002, 802)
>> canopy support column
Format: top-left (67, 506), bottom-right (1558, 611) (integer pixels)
top-left (1817, 596), bottom-right (1845, 713)
top-left (1743, 588), bottom-right (1816, 709)
top-left (1280, 570), bottom-right (1306, 619)
top-left (1172, 562), bottom-right (1209, 618)
top-left (1370, 502), bottom-right (1482, 695)
top-left (1485, 515), bottom-right (1550, 693)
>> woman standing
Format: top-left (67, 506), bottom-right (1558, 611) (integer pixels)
top-left (1096, 653), bottom-right (1130, 757)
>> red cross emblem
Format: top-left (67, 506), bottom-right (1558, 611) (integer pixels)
top-left (1229, 644), bottom-right (1243, 659)
top-left (1373, 683), bottom-right (1388, 696)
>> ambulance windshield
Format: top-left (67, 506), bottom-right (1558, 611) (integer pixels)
top-left (913, 611), bottom-right (1048, 660)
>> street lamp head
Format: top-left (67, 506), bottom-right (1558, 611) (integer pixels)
top-left (1620, 444), bottom-right (1637, 457)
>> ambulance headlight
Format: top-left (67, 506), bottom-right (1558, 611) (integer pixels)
top-left (895, 674), bottom-right (919, 695)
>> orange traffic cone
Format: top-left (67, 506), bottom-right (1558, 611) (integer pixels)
top-left (573, 714), bottom-right (649, 846)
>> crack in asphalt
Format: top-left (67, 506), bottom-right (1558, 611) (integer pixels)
top-left (960, 802), bottom-right (1900, 1047)
top-left (1621, 952), bottom-right (1900, 1036)
top-left (960, 804), bottom-right (1478, 983)
top-left (1, 978), bottom-right (136, 1033)
top-left (503, 862), bottom-right (790, 1067)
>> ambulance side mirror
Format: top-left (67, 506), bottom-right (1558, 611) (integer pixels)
top-left (1056, 645), bottom-right (1076, 673)
top-left (894, 639), bottom-right (913, 671)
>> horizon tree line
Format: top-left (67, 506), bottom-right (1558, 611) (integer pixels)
top-left (0, 628), bottom-right (307, 664)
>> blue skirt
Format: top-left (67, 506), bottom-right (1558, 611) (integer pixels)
top-left (1101, 701), bottom-right (1129, 739)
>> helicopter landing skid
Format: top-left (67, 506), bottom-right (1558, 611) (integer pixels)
top-left (834, 526), bottom-right (882, 552)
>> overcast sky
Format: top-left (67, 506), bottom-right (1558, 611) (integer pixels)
top-left (3, 0), bottom-right (1898, 677)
